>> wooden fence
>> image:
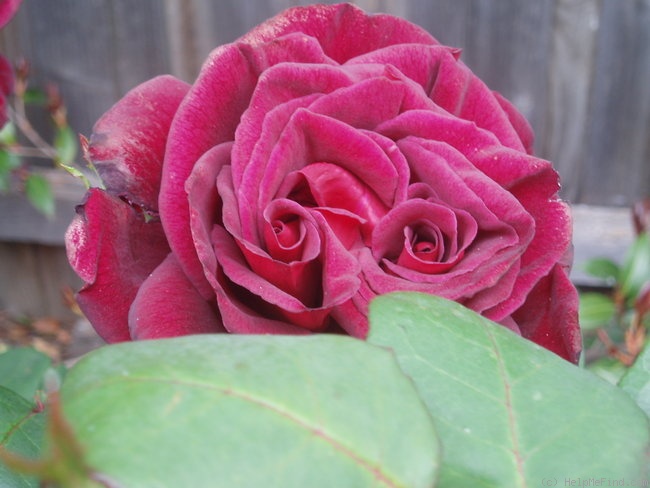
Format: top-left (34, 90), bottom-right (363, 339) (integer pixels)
top-left (0, 0), bottom-right (648, 320)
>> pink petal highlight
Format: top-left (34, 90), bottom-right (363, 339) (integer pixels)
top-left (89, 75), bottom-right (190, 210)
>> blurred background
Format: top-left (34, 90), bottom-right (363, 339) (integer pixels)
top-left (0, 0), bottom-right (648, 357)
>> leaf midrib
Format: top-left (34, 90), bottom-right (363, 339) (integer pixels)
top-left (485, 328), bottom-right (527, 488)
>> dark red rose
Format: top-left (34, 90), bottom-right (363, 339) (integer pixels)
top-left (0, 0), bottom-right (21, 128)
top-left (66, 3), bottom-right (581, 362)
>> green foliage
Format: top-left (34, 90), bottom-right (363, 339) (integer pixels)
top-left (368, 293), bottom-right (649, 486)
top-left (1, 294), bottom-right (648, 486)
top-left (21, 88), bottom-right (48, 106)
top-left (0, 72), bottom-right (86, 216)
top-left (578, 292), bottom-right (617, 330)
top-left (54, 125), bottom-right (78, 167)
top-left (620, 343), bottom-right (650, 417)
top-left (49, 334), bottom-right (436, 487)
top-left (0, 387), bottom-right (46, 488)
top-left (620, 233), bottom-right (650, 303)
top-left (579, 229), bottom-right (650, 378)
top-left (23, 174), bottom-right (54, 218)
top-left (0, 347), bottom-right (54, 402)
top-left (0, 348), bottom-right (55, 488)
top-left (0, 150), bottom-right (20, 192)
top-left (582, 257), bottom-right (620, 283)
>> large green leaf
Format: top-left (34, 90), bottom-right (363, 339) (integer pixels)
top-left (368, 292), bottom-right (650, 487)
top-left (620, 343), bottom-right (650, 418)
top-left (57, 334), bottom-right (439, 487)
top-left (0, 386), bottom-right (45, 488)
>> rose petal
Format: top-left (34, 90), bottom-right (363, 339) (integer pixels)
top-left (186, 142), bottom-right (233, 292)
top-left (493, 90), bottom-right (535, 154)
top-left (240, 3), bottom-right (437, 63)
top-left (64, 189), bottom-right (170, 343)
top-left (351, 43), bottom-right (533, 153)
top-left (262, 198), bottom-right (321, 263)
top-left (512, 262), bottom-right (582, 363)
top-left (380, 111), bottom-right (567, 316)
top-left (347, 44), bottom-right (460, 95)
top-left (255, 109), bottom-right (404, 211)
top-left (394, 136), bottom-right (529, 296)
top-left (129, 253), bottom-right (225, 340)
top-left (429, 50), bottom-right (529, 153)
top-left (0, 55), bottom-right (13, 128)
top-left (306, 72), bottom-right (436, 129)
top-left (89, 75), bottom-right (190, 210)
top-left (162, 32), bottom-right (343, 298)
top-left (161, 43), bottom-right (260, 298)
top-left (373, 199), bottom-right (477, 274)
top-left (214, 268), bottom-right (311, 335)
top-left (0, 0), bottom-right (21, 28)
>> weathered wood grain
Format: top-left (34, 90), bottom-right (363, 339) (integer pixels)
top-left (581, 0), bottom-right (650, 205)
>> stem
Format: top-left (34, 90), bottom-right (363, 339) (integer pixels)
top-left (9, 103), bottom-right (58, 160)
top-left (4, 145), bottom-right (56, 159)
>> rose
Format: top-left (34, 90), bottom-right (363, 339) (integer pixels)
top-left (0, 0), bottom-right (21, 26)
top-left (0, 0), bottom-right (22, 128)
top-left (65, 3), bottom-right (581, 362)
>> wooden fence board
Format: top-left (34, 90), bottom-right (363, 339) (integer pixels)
top-left (582, 0), bottom-right (650, 205)
top-left (0, 242), bottom-right (81, 320)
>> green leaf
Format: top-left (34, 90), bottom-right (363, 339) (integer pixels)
top-left (620, 233), bottom-right (650, 302)
top-left (56, 335), bottom-right (439, 487)
top-left (368, 292), bottom-right (650, 487)
top-left (587, 356), bottom-right (628, 385)
top-left (24, 174), bottom-right (54, 218)
top-left (0, 348), bottom-right (53, 403)
top-left (0, 386), bottom-right (46, 488)
top-left (620, 343), bottom-right (650, 418)
top-left (0, 150), bottom-right (21, 192)
top-left (54, 125), bottom-right (78, 166)
top-left (578, 292), bottom-right (617, 330)
top-left (22, 88), bottom-right (47, 106)
top-left (582, 257), bottom-right (620, 282)
top-left (0, 122), bottom-right (17, 145)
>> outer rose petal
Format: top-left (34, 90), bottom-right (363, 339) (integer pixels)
top-left (129, 253), bottom-right (225, 339)
top-left (64, 189), bottom-right (170, 343)
top-left (240, 3), bottom-right (438, 63)
top-left (161, 43), bottom-right (260, 298)
top-left (89, 75), bottom-right (190, 210)
top-left (512, 262), bottom-right (581, 363)
top-left (0, 55), bottom-right (13, 128)
top-left (0, 0), bottom-right (21, 28)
